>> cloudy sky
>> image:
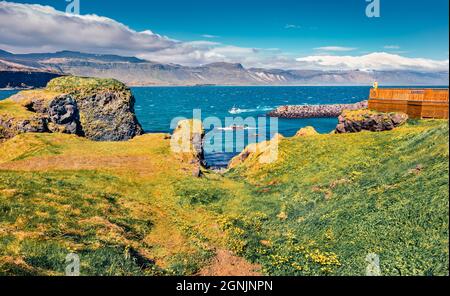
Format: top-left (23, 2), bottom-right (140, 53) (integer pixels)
top-left (0, 0), bottom-right (448, 71)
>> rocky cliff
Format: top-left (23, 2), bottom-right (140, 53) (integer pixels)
top-left (1, 55), bottom-right (62, 88)
top-left (0, 76), bottom-right (143, 141)
top-left (0, 70), bottom-right (62, 89)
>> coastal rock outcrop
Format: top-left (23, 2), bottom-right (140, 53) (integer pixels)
top-left (74, 91), bottom-right (142, 141)
top-left (295, 126), bottom-right (319, 137)
top-left (0, 115), bottom-right (48, 140)
top-left (0, 76), bottom-right (143, 142)
top-left (171, 119), bottom-right (205, 177)
top-left (0, 70), bottom-right (62, 89)
top-left (228, 133), bottom-right (284, 169)
top-left (335, 109), bottom-right (409, 133)
top-left (47, 95), bottom-right (81, 135)
top-left (268, 101), bottom-right (368, 118)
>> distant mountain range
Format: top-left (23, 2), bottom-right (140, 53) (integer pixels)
top-left (1, 49), bottom-right (448, 88)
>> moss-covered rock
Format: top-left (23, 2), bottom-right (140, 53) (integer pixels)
top-left (228, 133), bottom-right (284, 169)
top-left (171, 119), bottom-right (205, 177)
top-left (0, 99), bottom-right (48, 141)
top-left (0, 76), bottom-right (143, 141)
top-left (295, 126), bottom-right (319, 137)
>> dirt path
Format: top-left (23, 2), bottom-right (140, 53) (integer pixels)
top-left (198, 249), bottom-right (262, 276)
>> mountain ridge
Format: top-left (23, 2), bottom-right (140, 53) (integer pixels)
top-left (0, 49), bottom-right (448, 87)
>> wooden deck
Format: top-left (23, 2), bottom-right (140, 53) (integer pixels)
top-left (368, 88), bottom-right (449, 119)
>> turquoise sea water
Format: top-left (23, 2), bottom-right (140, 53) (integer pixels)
top-left (0, 90), bottom-right (19, 100)
top-left (1, 85), bottom-right (419, 167)
top-left (130, 86), bottom-right (373, 166)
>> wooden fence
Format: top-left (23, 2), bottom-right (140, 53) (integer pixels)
top-left (368, 88), bottom-right (449, 119)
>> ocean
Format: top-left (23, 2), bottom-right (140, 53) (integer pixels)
top-left (1, 86), bottom-right (372, 167)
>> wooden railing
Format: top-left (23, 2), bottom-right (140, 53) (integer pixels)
top-left (370, 88), bottom-right (449, 102)
top-left (368, 88), bottom-right (449, 119)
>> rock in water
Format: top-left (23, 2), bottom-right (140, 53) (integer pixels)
top-left (335, 109), bottom-right (408, 133)
top-left (0, 76), bottom-right (143, 141)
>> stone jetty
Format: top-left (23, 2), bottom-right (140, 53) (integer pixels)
top-left (268, 101), bottom-right (368, 118)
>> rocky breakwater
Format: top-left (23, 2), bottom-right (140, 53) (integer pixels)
top-left (268, 101), bottom-right (368, 118)
top-left (335, 109), bottom-right (408, 133)
top-left (0, 76), bottom-right (143, 142)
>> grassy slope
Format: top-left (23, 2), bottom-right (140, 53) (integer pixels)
top-left (0, 99), bottom-right (36, 120)
top-left (0, 120), bottom-right (448, 276)
top-left (0, 133), bottom-right (227, 275)
top-left (222, 120), bottom-right (449, 275)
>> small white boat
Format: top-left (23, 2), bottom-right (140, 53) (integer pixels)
top-left (229, 106), bottom-right (240, 114)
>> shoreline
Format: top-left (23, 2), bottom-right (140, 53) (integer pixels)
top-left (2, 85), bottom-right (448, 91)
top-left (127, 84), bottom-right (450, 88)
top-left (0, 87), bottom-right (33, 91)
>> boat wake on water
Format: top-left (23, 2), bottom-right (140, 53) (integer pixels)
top-left (228, 105), bottom-right (275, 114)
top-left (216, 125), bottom-right (257, 131)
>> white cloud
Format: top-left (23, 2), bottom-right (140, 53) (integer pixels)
top-left (0, 2), bottom-right (447, 72)
top-left (296, 52), bottom-right (449, 72)
top-left (384, 45), bottom-right (400, 49)
top-left (315, 46), bottom-right (357, 52)
top-left (138, 43), bottom-right (260, 66)
top-left (184, 41), bottom-right (221, 47)
top-left (285, 24), bottom-right (301, 29)
top-left (201, 34), bottom-right (219, 39)
top-left (0, 1), bottom-right (177, 55)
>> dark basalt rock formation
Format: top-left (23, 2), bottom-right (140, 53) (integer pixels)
top-left (76, 91), bottom-right (142, 141)
top-left (0, 76), bottom-right (143, 142)
top-left (47, 95), bottom-right (82, 135)
top-left (268, 101), bottom-right (368, 118)
top-left (0, 116), bottom-right (48, 140)
top-left (335, 109), bottom-right (409, 133)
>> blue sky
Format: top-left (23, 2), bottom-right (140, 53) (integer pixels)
top-left (0, 0), bottom-right (448, 70)
top-left (8, 0), bottom-right (449, 59)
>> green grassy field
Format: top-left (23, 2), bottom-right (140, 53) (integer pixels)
top-left (221, 120), bottom-right (449, 275)
top-left (0, 120), bottom-right (448, 276)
